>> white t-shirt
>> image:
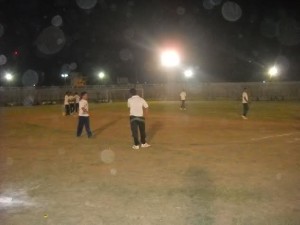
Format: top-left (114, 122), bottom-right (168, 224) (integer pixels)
top-left (68, 95), bottom-right (75, 103)
top-left (128, 95), bottom-right (149, 117)
top-left (64, 95), bottom-right (69, 105)
top-left (242, 91), bottom-right (248, 103)
top-left (79, 99), bottom-right (89, 117)
top-left (75, 95), bottom-right (80, 103)
top-left (180, 91), bottom-right (187, 101)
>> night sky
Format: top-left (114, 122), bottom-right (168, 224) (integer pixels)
top-left (0, 0), bottom-right (300, 86)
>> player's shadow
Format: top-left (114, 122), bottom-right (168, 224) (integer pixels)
top-left (147, 121), bottom-right (164, 142)
top-left (93, 117), bottom-right (123, 137)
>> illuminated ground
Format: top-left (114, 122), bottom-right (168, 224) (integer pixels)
top-left (1, 101), bottom-right (300, 225)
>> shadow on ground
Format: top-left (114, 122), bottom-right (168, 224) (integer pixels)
top-left (147, 121), bottom-right (164, 142)
top-left (93, 117), bottom-right (123, 137)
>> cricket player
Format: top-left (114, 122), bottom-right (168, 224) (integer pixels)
top-left (180, 89), bottom-right (187, 110)
top-left (64, 91), bottom-right (70, 116)
top-left (77, 92), bottom-right (92, 138)
top-left (242, 88), bottom-right (249, 119)
top-left (127, 88), bottom-right (150, 150)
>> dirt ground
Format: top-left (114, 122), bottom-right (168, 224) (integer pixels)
top-left (0, 101), bottom-right (300, 225)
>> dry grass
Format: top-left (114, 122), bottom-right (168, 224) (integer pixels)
top-left (0, 101), bottom-right (300, 225)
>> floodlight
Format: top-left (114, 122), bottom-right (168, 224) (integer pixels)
top-left (5, 73), bottom-right (13, 81)
top-left (268, 66), bottom-right (278, 77)
top-left (184, 69), bottom-right (193, 78)
top-left (160, 50), bottom-right (180, 68)
top-left (98, 72), bottom-right (105, 79)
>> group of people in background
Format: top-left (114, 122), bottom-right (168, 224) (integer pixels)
top-left (64, 91), bottom-right (80, 116)
top-left (62, 87), bottom-right (249, 149)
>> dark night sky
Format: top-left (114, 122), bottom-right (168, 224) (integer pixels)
top-left (0, 0), bottom-right (300, 86)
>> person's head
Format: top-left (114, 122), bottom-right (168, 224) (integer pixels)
top-left (75, 92), bottom-right (78, 95)
top-left (81, 91), bottom-right (88, 100)
top-left (243, 88), bottom-right (247, 92)
top-left (129, 88), bottom-right (137, 96)
top-left (65, 91), bottom-right (69, 95)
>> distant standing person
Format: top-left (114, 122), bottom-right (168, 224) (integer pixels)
top-left (77, 92), bottom-right (92, 138)
top-left (242, 88), bottom-right (249, 119)
top-left (180, 89), bottom-right (187, 110)
top-left (127, 88), bottom-right (151, 150)
top-left (69, 92), bottom-right (75, 115)
top-left (74, 92), bottom-right (80, 113)
top-left (64, 91), bottom-right (70, 116)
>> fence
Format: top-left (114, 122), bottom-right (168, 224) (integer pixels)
top-left (0, 82), bottom-right (300, 106)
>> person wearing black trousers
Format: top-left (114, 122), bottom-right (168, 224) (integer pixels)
top-left (127, 88), bottom-right (151, 150)
top-left (242, 88), bottom-right (249, 119)
top-left (76, 92), bottom-right (92, 138)
top-left (64, 91), bottom-right (70, 116)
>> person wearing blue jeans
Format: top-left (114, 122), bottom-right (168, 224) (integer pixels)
top-left (127, 88), bottom-right (151, 150)
top-left (77, 92), bottom-right (92, 138)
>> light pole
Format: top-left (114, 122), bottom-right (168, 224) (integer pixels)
top-left (268, 66), bottom-right (278, 81)
top-left (98, 71), bottom-right (106, 85)
top-left (160, 49), bottom-right (181, 100)
top-left (61, 73), bottom-right (69, 86)
top-left (5, 73), bottom-right (14, 87)
top-left (184, 69), bottom-right (194, 79)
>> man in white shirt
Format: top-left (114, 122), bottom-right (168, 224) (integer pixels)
top-left (64, 91), bottom-right (70, 116)
top-left (180, 90), bottom-right (187, 110)
top-left (77, 92), bottom-right (92, 138)
top-left (127, 88), bottom-right (150, 150)
top-left (242, 88), bottom-right (249, 119)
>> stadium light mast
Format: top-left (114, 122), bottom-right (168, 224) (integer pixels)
top-left (61, 73), bottom-right (69, 86)
top-left (184, 69), bottom-right (194, 78)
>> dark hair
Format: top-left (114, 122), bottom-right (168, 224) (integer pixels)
top-left (80, 91), bottom-right (87, 98)
top-left (129, 88), bottom-right (137, 95)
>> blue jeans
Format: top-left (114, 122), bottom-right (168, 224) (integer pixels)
top-left (77, 116), bottom-right (92, 137)
top-left (130, 116), bottom-right (146, 145)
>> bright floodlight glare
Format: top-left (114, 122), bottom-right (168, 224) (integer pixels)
top-left (61, 74), bottom-right (68, 78)
top-left (98, 72), bottom-right (105, 79)
top-left (160, 50), bottom-right (180, 68)
top-left (268, 66), bottom-right (278, 77)
top-left (184, 69), bottom-right (193, 78)
top-left (5, 73), bottom-right (13, 81)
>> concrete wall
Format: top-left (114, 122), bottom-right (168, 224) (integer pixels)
top-left (0, 82), bottom-right (300, 106)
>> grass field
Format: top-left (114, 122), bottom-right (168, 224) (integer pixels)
top-left (0, 101), bottom-right (300, 225)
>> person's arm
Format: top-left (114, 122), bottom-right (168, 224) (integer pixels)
top-left (243, 94), bottom-right (248, 103)
top-left (143, 100), bottom-right (149, 117)
top-left (81, 103), bottom-right (89, 113)
top-left (127, 100), bottom-right (130, 108)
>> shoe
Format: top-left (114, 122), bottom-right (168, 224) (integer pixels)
top-left (132, 145), bottom-right (140, 150)
top-left (141, 143), bottom-right (151, 148)
top-left (242, 116), bottom-right (248, 120)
